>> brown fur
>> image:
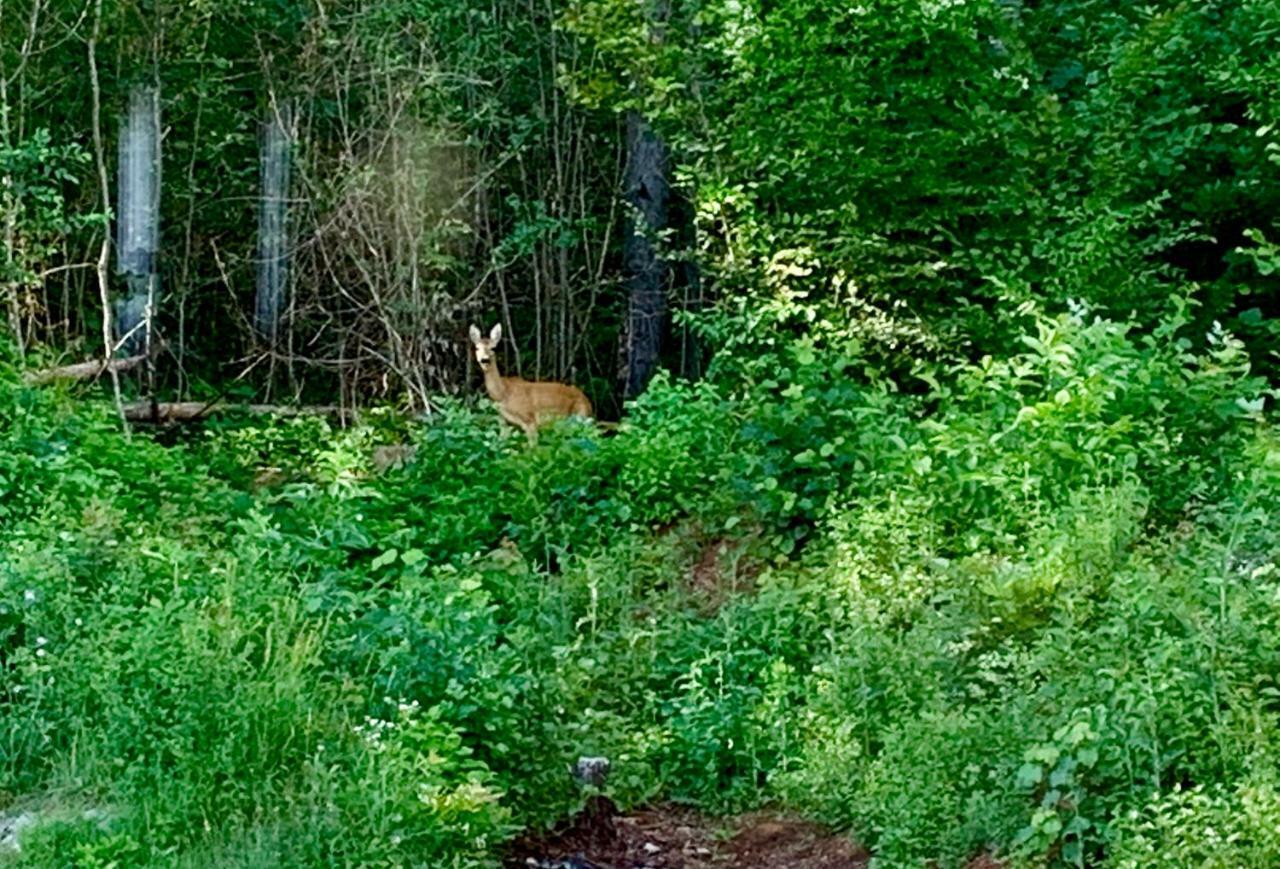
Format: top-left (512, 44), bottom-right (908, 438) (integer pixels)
top-left (469, 323), bottom-right (593, 442)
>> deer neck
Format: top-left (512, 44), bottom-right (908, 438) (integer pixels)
top-left (482, 360), bottom-right (508, 402)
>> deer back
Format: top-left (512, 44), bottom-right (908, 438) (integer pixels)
top-left (501, 378), bottom-right (593, 425)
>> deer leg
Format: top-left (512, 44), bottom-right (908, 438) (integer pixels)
top-left (521, 415), bottom-right (539, 445)
top-left (498, 406), bottom-right (537, 445)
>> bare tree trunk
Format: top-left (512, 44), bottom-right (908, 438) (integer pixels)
top-left (88, 0), bottom-right (127, 432)
top-left (255, 98), bottom-right (293, 346)
top-left (619, 110), bottom-right (670, 400)
top-left (115, 84), bottom-right (161, 360)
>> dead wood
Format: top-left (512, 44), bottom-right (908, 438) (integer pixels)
top-left (24, 354), bottom-right (147, 386)
top-left (122, 401), bottom-right (347, 424)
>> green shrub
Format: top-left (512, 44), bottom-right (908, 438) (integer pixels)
top-left (1110, 779), bottom-right (1280, 868)
top-left (2, 304), bottom-right (1278, 865)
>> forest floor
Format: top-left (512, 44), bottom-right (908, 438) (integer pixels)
top-left (508, 800), bottom-right (872, 868)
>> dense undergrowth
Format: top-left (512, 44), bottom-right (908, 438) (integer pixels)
top-left (2, 301), bottom-right (1279, 867)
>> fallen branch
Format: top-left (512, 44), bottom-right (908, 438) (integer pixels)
top-left (24, 354), bottom-right (147, 386)
top-left (122, 401), bottom-right (348, 424)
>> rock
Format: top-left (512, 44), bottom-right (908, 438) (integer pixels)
top-left (0, 805), bottom-right (115, 853)
top-left (525, 857), bottom-right (602, 869)
top-left (0, 812), bottom-right (35, 852)
top-left (572, 756), bottom-right (610, 788)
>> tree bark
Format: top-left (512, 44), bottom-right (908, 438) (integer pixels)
top-left (620, 110), bottom-right (670, 400)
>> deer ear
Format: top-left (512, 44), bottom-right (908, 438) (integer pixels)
top-left (469, 325), bottom-right (481, 343)
top-left (489, 323), bottom-right (503, 344)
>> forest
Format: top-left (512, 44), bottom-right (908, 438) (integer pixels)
top-left (2, 0), bottom-right (1280, 865)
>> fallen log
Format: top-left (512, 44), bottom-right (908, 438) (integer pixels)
top-left (122, 401), bottom-right (347, 423)
top-left (24, 354), bottom-right (147, 386)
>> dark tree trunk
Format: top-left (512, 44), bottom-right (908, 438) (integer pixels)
top-left (620, 110), bottom-right (670, 400)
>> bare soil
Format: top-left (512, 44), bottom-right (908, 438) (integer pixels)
top-left (686, 535), bottom-right (764, 614)
top-left (507, 799), bottom-right (870, 869)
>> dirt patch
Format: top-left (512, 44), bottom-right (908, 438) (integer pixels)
top-left (690, 540), bottom-right (730, 597)
top-left (508, 802), bottom-right (868, 869)
top-left (687, 537), bottom-right (763, 614)
top-left (724, 813), bottom-right (868, 868)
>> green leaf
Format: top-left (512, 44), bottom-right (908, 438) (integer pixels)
top-left (371, 548), bottom-right (399, 570)
top-left (1016, 763), bottom-right (1043, 789)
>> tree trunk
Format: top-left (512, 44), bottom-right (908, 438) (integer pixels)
top-left (620, 110), bottom-right (670, 400)
top-left (115, 84), bottom-right (161, 359)
top-left (255, 99), bottom-right (292, 344)
top-left (88, 0), bottom-right (128, 431)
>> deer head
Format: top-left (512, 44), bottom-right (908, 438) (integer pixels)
top-left (469, 323), bottom-right (502, 370)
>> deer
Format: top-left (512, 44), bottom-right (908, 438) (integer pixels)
top-left (469, 323), bottom-right (593, 443)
